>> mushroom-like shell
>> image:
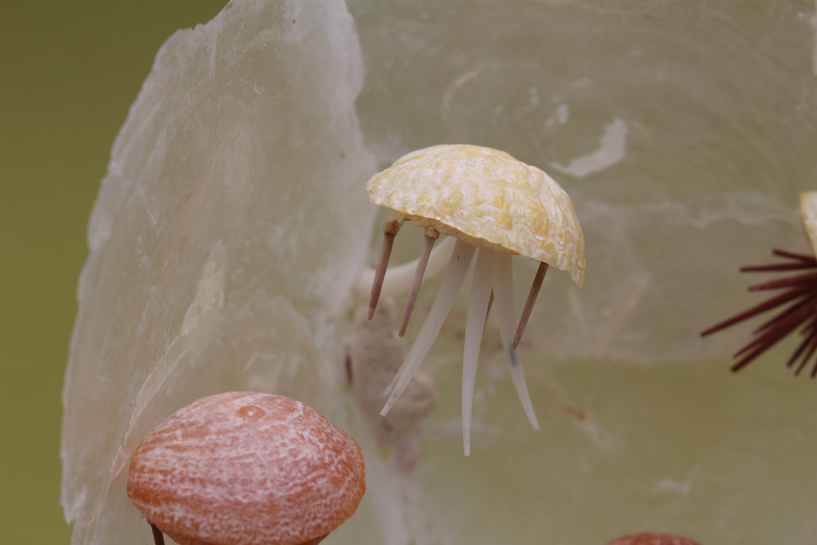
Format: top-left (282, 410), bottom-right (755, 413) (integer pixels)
top-left (126, 392), bottom-right (366, 545)
top-left (799, 191), bottom-right (817, 256)
top-left (605, 533), bottom-right (702, 545)
top-left (366, 144), bottom-right (586, 287)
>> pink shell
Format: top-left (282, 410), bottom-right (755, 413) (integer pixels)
top-left (126, 392), bottom-right (366, 545)
top-left (605, 533), bottom-right (703, 545)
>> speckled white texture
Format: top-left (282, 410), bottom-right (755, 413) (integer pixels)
top-left (126, 392), bottom-right (365, 545)
top-left (799, 191), bottom-right (817, 256)
top-left (365, 144), bottom-right (586, 287)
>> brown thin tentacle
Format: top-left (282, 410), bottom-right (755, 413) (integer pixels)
top-left (484, 289), bottom-right (494, 327)
top-left (740, 262), bottom-right (817, 272)
top-left (748, 272), bottom-right (817, 291)
top-left (399, 230), bottom-right (438, 337)
top-left (702, 247), bottom-right (817, 375)
top-left (750, 292), bottom-right (817, 336)
top-left (368, 213), bottom-right (403, 320)
top-left (701, 283), bottom-right (815, 337)
top-left (513, 262), bottom-right (549, 350)
top-left (794, 330), bottom-right (817, 376)
top-left (772, 248), bottom-right (817, 263)
top-left (786, 318), bottom-right (817, 370)
top-left (733, 297), bottom-right (817, 358)
top-left (150, 523), bottom-right (165, 545)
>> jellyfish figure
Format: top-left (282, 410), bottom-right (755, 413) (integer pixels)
top-left (365, 145), bottom-right (586, 454)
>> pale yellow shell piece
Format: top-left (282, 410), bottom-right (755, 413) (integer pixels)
top-left (799, 191), bottom-right (817, 257)
top-left (366, 144), bottom-right (586, 287)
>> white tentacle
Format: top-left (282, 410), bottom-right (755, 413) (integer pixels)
top-left (492, 253), bottom-right (540, 431)
top-left (462, 248), bottom-right (496, 455)
top-left (381, 239), bottom-right (476, 415)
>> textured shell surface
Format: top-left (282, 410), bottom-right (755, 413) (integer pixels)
top-left (126, 392), bottom-right (366, 545)
top-left (605, 533), bottom-right (703, 545)
top-left (799, 191), bottom-right (817, 257)
top-left (365, 144), bottom-right (586, 287)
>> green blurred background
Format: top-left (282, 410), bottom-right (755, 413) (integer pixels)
top-left (0, 2), bottom-right (227, 542)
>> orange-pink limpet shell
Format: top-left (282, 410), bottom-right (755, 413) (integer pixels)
top-left (127, 392), bottom-right (365, 545)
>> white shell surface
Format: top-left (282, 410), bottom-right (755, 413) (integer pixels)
top-left (126, 392), bottom-right (366, 545)
top-left (366, 144), bottom-right (586, 287)
top-left (799, 191), bottom-right (817, 256)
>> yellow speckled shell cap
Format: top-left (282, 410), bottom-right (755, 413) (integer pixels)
top-left (366, 144), bottom-right (586, 287)
top-left (799, 191), bottom-right (817, 256)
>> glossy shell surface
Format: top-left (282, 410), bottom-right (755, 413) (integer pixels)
top-left (799, 191), bottom-right (817, 256)
top-left (366, 144), bottom-right (586, 287)
top-left (605, 533), bottom-right (702, 545)
top-left (126, 392), bottom-right (366, 545)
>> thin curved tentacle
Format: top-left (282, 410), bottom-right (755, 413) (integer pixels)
top-left (382, 239), bottom-right (477, 415)
top-left (462, 249), bottom-right (496, 455)
top-left (493, 254), bottom-right (540, 430)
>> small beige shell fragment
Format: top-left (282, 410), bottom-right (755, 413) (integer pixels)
top-left (366, 144), bottom-right (586, 287)
top-left (799, 191), bottom-right (817, 256)
top-left (346, 298), bottom-right (437, 456)
top-left (126, 392), bottom-right (366, 545)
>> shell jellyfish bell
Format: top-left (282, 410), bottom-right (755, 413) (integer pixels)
top-left (126, 392), bottom-right (366, 545)
top-left (365, 144), bottom-right (586, 455)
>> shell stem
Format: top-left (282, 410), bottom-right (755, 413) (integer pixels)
top-left (399, 229), bottom-right (438, 337)
top-left (356, 237), bottom-right (456, 300)
top-left (382, 239), bottom-right (476, 415)
top-left (369, 228), bottom-right (397, 319)
top-left (150, 523), bottom-right (165, 545)
top-left (462, 248), bottom-right (496, 455)
top-left (513, 261), bottom-right (549, 349)
top-left (493, 253), bottom-right (540, 430)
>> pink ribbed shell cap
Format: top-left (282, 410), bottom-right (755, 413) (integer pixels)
top-left (126, 392), bottom-right (366, 545)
